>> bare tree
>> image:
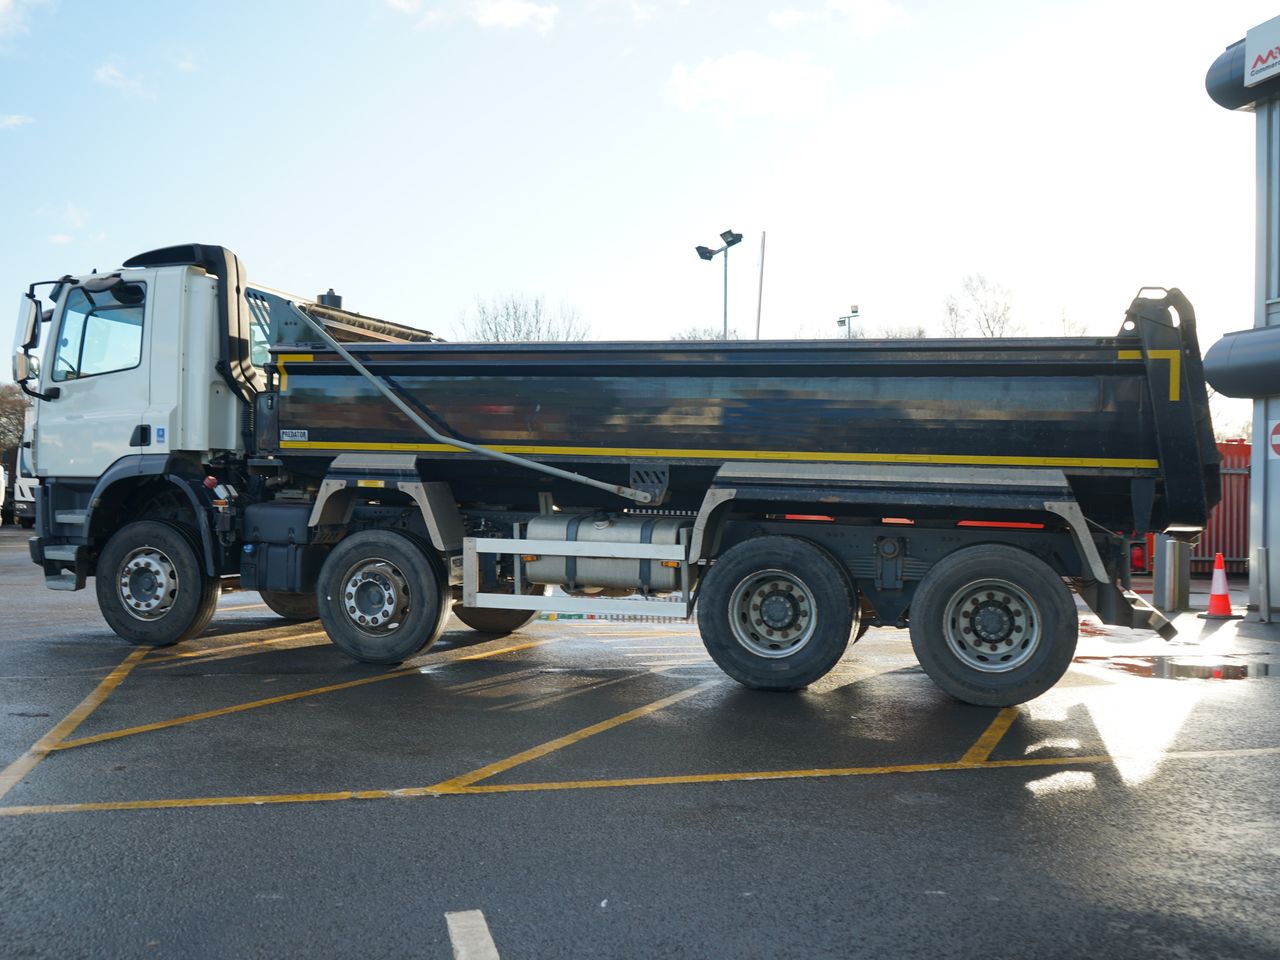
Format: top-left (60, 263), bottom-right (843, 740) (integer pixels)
top-left (1059, 307), bottom-right (1088, 337)
top-left (672, 326), bottom-right (739, 341)
top-left (944, 274), bottom-right (1016, 338)
top-left (941, 296), bottom-right (968, 337)
top-left (0, 384), bottom-right (29, 455)
top-left (458, 294), bottom-right (588, 342)
top-left (877, 324), bottom-right (930, 339)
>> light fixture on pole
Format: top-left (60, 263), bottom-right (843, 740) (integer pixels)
top-left (837, 305), bottom-right (860, 339)
top-left (695, 229), bottom-right (744, 339)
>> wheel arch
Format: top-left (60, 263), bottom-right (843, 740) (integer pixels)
top-left (85, 456), bottom-right (220, 576)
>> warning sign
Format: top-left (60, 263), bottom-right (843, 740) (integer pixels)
top-left (1271, 420), bottom-right (1280, 459)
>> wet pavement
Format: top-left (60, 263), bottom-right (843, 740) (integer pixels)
top-left (0, 525), bottom-right (1277, 959)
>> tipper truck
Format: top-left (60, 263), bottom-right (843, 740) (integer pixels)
top-left (11, 244), bottom-right (1220, 706)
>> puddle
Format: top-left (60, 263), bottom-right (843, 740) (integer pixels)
top-left (1073, 654), bottom-right (1271, 680)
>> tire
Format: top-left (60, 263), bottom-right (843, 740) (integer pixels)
top-left (452, 584), bottom-right (547, 636)
top-left (909, 544), bottom-right (1077, 707)
top-left (20, 517), bottom-right (34, 529)
top-left (95, 520), bottom-right (219, 647)
top-left (260, 589), bottom-right (319, 621)
top-left (698, 536), bottom-right (854, 691)
top-left (317, 530), bottom-right (449, 664)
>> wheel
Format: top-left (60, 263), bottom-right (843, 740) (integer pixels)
top-left (698, 536), bottom-right (854, 691)
top-left (95, 520), bottom-right (219, 647)
top-left (452, 583), bottom-right (547, 635)
top-left (317, 530), bottom-right (449, 664)
top-left (19, 517), bottom-right (34, 529)
top-left (908, 544), bottom-right (1077, 707)
top-left (260, 589), bottom-right (319, 621)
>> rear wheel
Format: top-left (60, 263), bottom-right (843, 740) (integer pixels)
top-left (95, 520), bottom-right (219, 647)
top-left (260, 589), bottom-right (319, 621)
top-left (452, 583), bottom-right (548, 635)
top-left (909, 544), bottom-right (1077, 706)
top-left (317, 530), bottom-right (449, 664)
top-left (698, 536), bottom-right (854, 691)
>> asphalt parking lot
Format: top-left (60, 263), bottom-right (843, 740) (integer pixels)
top-left (1, 524), bottom-right (1278, 959)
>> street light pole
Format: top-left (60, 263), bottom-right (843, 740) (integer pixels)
top-left (722, 245), bottom-right (729, 339)
top-left (695, 229), bottom-right (743, 339)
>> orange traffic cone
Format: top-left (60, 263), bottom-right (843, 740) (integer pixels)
top-left (1198, 552), bottom-right (1241, 620)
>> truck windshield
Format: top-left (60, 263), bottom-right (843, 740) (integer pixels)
top-left (52, 283), bottom-right (145, 382)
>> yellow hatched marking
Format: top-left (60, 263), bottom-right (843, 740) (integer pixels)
top-left (430, 681), bottom-right (718, 792)
top-left (1118, 348), bottom-right (1181, 401)
top-left (959, 708), bottom-right (1020, 765)
top-left (53, 639), bottom-right (555, 751)
top-left (6, 746), bottom-right (1278, 816)
top-left (148, 630), bottom-right (329, 664)
top-left (3, 745), bottom-right (1277, 818)
top-left (277, 438), bottom-right (1160, 471)
top-left (0, 649), bottom-right (148, 801)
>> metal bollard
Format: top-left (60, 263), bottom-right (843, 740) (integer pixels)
top-left (1153, 535), bottom-right (1191, 613)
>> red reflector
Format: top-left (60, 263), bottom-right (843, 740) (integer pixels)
top-left (1130, 545), bottom-right (1146, 570)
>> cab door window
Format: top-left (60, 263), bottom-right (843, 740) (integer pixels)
top-left (52, 282), bottom-right (145, 382)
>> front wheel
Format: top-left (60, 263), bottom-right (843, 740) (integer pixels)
top-left (317, 530), bottom-right (449, 664)
top-left (698, 536), bottom-right (854, 691)
top-left (909, 544), bottom-right (1077, 707)
top-left (95, 520), bottom-right (219, 647)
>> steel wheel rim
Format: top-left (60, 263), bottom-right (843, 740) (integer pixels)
top-left (727, 568), bottom-right (818, 659)
top-left (341, 557), bottom-right (410, 636)
top-left (942, 577), bottom-right (1041, 673)
top-left (118, 546), bottom-right (179, 621)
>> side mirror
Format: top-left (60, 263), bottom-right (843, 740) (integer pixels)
top-left (12, 350), bottom-right (30, 382)
top-left (18, 295), bottom-right (39, 350)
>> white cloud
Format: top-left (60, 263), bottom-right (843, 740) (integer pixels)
top-left (94, 63), bottom-right (152, 98)
top-left (767, 9), bottom-right (812, 28)
top-left (826, 0), bottom-right (909, 36)
top-left (669, 51), bottom-right (834, 121)
top-left (0, 113), bottom-right (32, 129)
top-left (0, 0), bottom-right (29, 37)
top-left (48, 233), bottom-right (72, 245)
top-left (768, 0), bottom-right (908, 36)
top-left (470, 1), bottom-right (558, 34)
top-left (170, 52), bottom-right (198, 72)
top-left (385, 0), bottom-right (421, 11)
top-left (631, 1), bottom-right (660, 22)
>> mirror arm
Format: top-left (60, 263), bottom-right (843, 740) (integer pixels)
top-left (19, 378), bottom-right (58, 402)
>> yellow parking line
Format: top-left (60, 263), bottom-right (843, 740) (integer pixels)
top-left (1, 744), bottom-right (1275, 817)
top-left (53, 638), bottom-right (555, 751)
top-left (454, 761), bottom-right (970, 793)
top-left (490, 672), bottom-right (642, 713)
top-left (149, 630), bottom-right (330, 664)
top-left (959, 707), bottom-right (1020, 765)
top-left (430, 681), bottom-right (719, 792)
top-left (0, 648), bottom-right (149, 801)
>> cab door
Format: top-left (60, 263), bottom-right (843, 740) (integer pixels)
top-left (34, 276), bottom-right (150, 479)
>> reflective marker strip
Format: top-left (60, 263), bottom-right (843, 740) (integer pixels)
top-left (277, 439), bottom-right (1160, 470)
top-left (1118, 348), bottom-right (1181, 401)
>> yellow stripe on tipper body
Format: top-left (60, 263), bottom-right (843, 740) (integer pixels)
top-left (274, 353), bottom-right (314, 392)
top-left (1118, 348), bottom-right (1181, 402)
top-left (276, 439), bottom-right (1159, 470)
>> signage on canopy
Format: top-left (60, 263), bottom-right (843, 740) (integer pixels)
top-left (1245, 15), bottom-right (1280, 87)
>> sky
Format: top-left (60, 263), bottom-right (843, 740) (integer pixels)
top-left (0, 0), bottom-right (1275, 431)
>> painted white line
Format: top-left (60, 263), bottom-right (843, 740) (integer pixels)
top-left (445, 910), bottom-right (500, 960)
